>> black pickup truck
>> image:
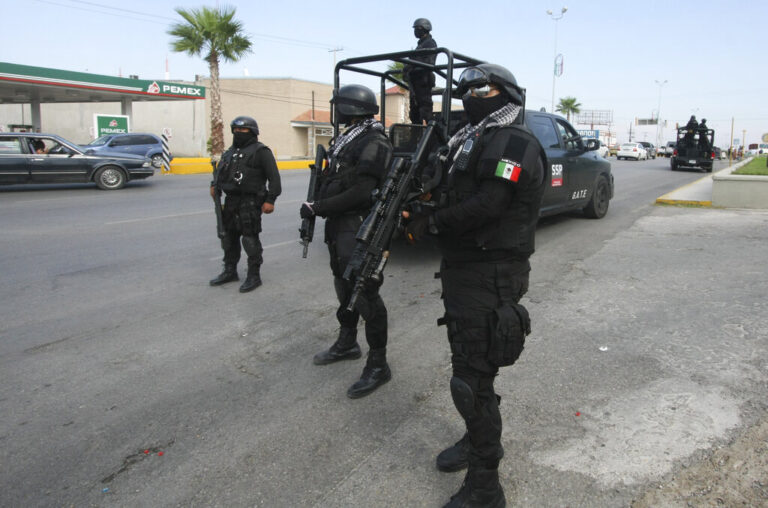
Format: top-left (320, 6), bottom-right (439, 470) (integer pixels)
top-left (332, 47), bottom-right (614, 219)
top-left (671, 126), bottom-right (715, 172)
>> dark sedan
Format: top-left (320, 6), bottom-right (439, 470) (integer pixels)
top-left (0, 133), bottom-right (154, 190)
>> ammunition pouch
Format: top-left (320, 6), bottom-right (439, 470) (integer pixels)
top-left (487, 302), bottom-right (530, 367)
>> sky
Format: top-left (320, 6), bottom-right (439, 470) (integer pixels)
top-left (3, 0), bottom-right (767, 147)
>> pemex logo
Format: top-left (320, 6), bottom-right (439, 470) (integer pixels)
top-left (147, 81), bottom-right (160, 94)
top-left (109, 119), bottom-right (118, 127)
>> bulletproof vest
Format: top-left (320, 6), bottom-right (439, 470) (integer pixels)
top-left (218, 140), bottom-right (269, 195)
top-left (320, 129), bottom-right (392, 205)
top-left (446, 125), bottom-right (547, 257)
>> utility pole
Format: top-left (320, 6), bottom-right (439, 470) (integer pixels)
top-left (329, 47), bottom-right (344, 70)
top-left (546, 7), bottom-right (568, 113)
top-left (654, 79), bottom-right (667, 148)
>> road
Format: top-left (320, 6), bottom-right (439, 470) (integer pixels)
top-left (4, 155), bottom-right (765, 507)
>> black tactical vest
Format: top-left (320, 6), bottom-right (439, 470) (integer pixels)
top-left (219, 140), bottom-right (268, 195)
top-left (447, 125), bottom-right (547, 258)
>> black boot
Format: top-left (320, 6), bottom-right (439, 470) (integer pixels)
top-left (347, 348), bottom-right (391, 399)
top-left (437, 433), bottom-right (504, 473)
top-left (313, 327), bottom-right (361, 365)
top-left (437, 434), bottom-right (470, 472)
top-left (239, 263), bottom-right (262, 293)
top-left (442, 464), bottom-right (505, 508)
top-left (209, 264), bottom-right (238, 286)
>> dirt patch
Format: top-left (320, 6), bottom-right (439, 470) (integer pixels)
top-left (632, 415), bottom-right (768, 507)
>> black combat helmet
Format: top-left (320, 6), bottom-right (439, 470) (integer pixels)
top-left (412, 18), bottom-right (432, 31)
top-left (230, 116), bottom-right (259, 136)
top-left (455, 63), bottom-right (525, 106)
top-left (331, 84), bottom-right (379, 123)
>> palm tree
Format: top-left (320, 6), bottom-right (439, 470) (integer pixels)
top-left (556, 96), bottom-right (582, 122)
top-left (168, 6), bottom-right (251, 161)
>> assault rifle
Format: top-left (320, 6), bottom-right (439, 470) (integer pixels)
top-left (299, 144), bottom-right (327, 258)
top-left (212, 159), bottom-right (226, 239)
top-left (343, 121), bottom-right (444, 311)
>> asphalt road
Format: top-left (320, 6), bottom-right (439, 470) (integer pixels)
top-left (4, 155), bottom-right (765, 507)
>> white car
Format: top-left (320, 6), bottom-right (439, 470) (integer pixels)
top-left (594, 140), bottom-right (610, 158)
top-left (617, 142), bottom-right (648, 160)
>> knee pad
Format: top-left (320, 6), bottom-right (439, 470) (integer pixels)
top-left (241, 235), bottom-right (261, 257)
top-left (450, 376), bottom-right (477, 422)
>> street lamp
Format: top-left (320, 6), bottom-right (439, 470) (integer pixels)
top-left (546, 6), bottom-right (568, 113)
top-left (654, 79), bottom-right (667, 149)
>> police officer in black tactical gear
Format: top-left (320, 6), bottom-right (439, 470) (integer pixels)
top-left (404, 17), bottom-right (437, 125)
top-left (210, 116), bottom-right (282, 292)
top-left (682, 115), bottom-right (698, 147)
top-left (404, 64), bottom-right (546, 508)
top-left (300, 84), bottom-right (394, 398)
top-left (697, 118), bottom-right (711, 151)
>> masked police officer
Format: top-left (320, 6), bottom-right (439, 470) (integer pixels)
top-left (404, 18), bottom-right (437, 125)
top-left (300, 84), bottom-right (394, 398)
top-left (210, 116), bottom-right (281, 292)
top-left (682, 115), bottom-right (698, 147)
top-left (405, 64), bottom-right (547, 507)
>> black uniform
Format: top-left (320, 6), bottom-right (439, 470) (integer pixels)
top-left (406, 34), bottom-right (437, 124)
top-left (432, 121), bottom-right (546, 479)
top-left (214, 138), bottom-right (281, 273)
top-left (314, 124), bottom-right (393, 351)
top-left (682, 116), bottom-right (698, 147)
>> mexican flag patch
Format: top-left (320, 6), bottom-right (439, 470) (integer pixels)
top-left (495, 159), bottom-right (522, 182)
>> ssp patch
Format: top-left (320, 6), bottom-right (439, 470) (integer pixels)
top-left (494, 159), bottom-right (522, 182)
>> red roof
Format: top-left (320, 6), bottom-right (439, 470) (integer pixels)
top-left (291, 110), bottom-right (331, 123)
top-left (385, 85), bottom-right (406, 95)
top-left (292, 109), bottom-right (393, 127)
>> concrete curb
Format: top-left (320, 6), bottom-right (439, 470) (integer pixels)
top-left (167, 157), bottom-right (312, 174)
top-left (655, 158), bottom-right (752, 207)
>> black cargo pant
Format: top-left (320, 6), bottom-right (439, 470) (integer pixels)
top-left (325, 214), bottom-right (387, 349)
top-left (221, 193), bottom-right (263, 268)
top-left (408, 73), bottom-right (434, 125)
top-left (439, 258), bottom-right (530, 465)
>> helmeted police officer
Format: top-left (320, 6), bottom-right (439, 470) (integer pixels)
top-left (300, 84), bottom-right (394, 398)
top-left (404, 17), bottom-right (437, 125)
top-left (210, 116), bottom-right (282, 292)
top-left (405, 64), bottom-right (547, 507)
top-left (683, 115), bottom-right (698, 147)
top-left (697, 118), bottom-right (711, 150)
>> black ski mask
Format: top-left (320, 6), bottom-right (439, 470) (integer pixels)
top-left (462, 93), bottom-right (509, 125)
top-left (414, 27), bottom-right (427, 39)
top-left (233, 131), bottom-right (254, 148)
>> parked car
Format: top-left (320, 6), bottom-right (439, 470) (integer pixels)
top-left (639, 141), bottom-right (656, 159)
top-left (82, 133), bottom-right (171, 169)
top-left (0, 133), bottom-right (154, 189)
top-left (525, 111), bottom-right (614, 219)
top-left (664, 141), bottom-right (676, 157)
top-left (617, 142), bottom-right (648, 160)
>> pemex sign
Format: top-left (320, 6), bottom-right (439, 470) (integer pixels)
top-left (94, 114), bottom-right (130, 138)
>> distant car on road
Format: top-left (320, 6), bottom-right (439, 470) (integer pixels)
top-left (0, 132), bottom-right (154, 190)
top-left (82, 133), bottom-right (171, 169)
top-left (639, 141), bottom-right (656, 159)
top-left (664, 141), bottom-right (676, 157)
top-left (617, 142), bottom-right (648, 161)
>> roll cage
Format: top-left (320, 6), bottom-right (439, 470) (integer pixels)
top-left (332, 48), bottom-right (491, 140)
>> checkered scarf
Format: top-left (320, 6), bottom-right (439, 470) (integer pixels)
top-left (447, 102), bottom-right (521, 153)
top-left (329, 118), bottom-right (385, 159)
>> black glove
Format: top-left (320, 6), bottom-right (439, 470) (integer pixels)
top-left (405, 213), bottom-right (432, 243)
top-left (300, 202), bottom-right (315, 219)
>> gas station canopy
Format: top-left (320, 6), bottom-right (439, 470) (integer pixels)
top-left (0, 62), bottom-right (205, 103)
top-left (0, 61), bottom-right (205, 131)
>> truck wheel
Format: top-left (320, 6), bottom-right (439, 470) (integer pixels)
top-left (671, 159), bottom-right (678, 171)
top-left (583, 175), bottom-right (610, 219)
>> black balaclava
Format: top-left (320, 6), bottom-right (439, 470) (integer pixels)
top-left (414, 27), bottom-right (427, 39)
top-left (233, 131), bottom-right (255, 148)
top-left (462, 93), bottom-right (509, 125)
